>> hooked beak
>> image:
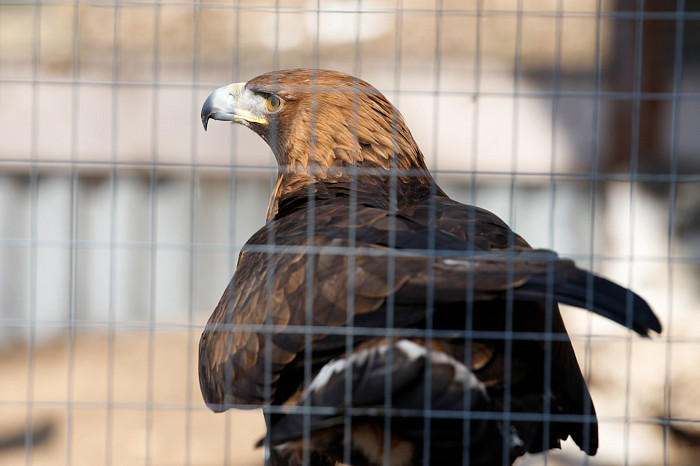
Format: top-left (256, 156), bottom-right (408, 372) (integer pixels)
top-left (201, 82), bottom-right (267, 130)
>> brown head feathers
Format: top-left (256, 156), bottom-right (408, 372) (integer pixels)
top-left (245, 69), bottom-right (428, 173)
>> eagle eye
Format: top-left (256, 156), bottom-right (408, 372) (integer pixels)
top-left (266, 95), bottom-right (283, 113)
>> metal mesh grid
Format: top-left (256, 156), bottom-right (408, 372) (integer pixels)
top-left (1, 1), bottom-right (698, 465)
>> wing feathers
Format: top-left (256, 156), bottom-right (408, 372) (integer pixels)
top-left (513, 269), bottom-right (661, 336)
top-left (200, 200), bottom-right (660, 408)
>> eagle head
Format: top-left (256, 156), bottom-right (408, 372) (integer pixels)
top-left (201, 69), bottom-right (427, 171)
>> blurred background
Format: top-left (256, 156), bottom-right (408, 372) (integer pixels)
top-left (1, 0), bottom-right (699, 464)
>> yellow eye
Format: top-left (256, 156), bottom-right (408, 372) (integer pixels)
top-left (266, 95), bottom-right (282, 112)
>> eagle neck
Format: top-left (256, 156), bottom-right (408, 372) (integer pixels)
top-left (266, 170), bottom-right (316, 222)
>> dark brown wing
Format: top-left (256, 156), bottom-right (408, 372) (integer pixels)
top-left (199, 179), bottom-right (660, 462)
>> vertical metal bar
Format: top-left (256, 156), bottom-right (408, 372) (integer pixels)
top-left (623, 2), bottom-right (646, 464)
top-left (312, 0), bottom-right (320, 69)
top-left (302, 13), bottom-right (323, 466)
top-left (226, 2), bottom-right (242, 462)
top-left (261, 47), bottom-right (281, 466)
top-left (145, 2), bottom-right (163, 465)
top-left (342, 141), bottom-right (358, 466)
top-left (503, 2), bottom-right (524, 463)
top-left (664, 3), bottom-right (684, 466)
top-left (582, 1), bottom-right (606, 461)
top-left (104, 3), bottom-right (121, 464)
top-left (65, 2), bottom-right (81, 464)
top-left (24, 2), bottom-right (42, 464)
top-left (463, 6), bottom-right (483, 462)
top-left (421, 3), bottom-right (445, 464)
top-left (262, 216), bottom-right (276, 466)
top-left (381, 3), bottom-right (404, 464)
top-left (541, 2), bottom-right (565, 460)
top-left (185, 2), bottom-right (203, 464)
top-left (353, 0), bottom-right (362, 77)
top-left (343, 7), bottom-right (365, 461)
top-left (469, 1), bottom-right (482, 206)
top-left (508, 2), bottom-right (523, 229)
top-left (273, 0), bottom-right (279, 72)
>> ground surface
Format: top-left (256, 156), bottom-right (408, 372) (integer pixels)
top-left (1, 329), bottom-right (265, 466)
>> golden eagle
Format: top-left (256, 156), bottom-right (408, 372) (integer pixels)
top-left (199, 69), bottom-right (661, 466)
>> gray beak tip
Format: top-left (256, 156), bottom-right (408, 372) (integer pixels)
top-left (201, 94), bottom-right (214, 131)
top-left (201, 83), bottom-right (248, 131)
top-left (201, 86), bottom-right (227, 131)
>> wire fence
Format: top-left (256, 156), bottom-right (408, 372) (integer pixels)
top-left (0, 1), bottom-right (698, 465)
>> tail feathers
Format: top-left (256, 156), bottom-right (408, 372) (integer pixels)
top-left (264, 339), bottom-right (528, 465)
top-left (303, 339), bottom-right (488, 411)
top-left (516, 268), bottom-right (662, 336)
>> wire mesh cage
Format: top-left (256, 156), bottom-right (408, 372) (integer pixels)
top-left (1, 1), bottom-right (698, 465)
